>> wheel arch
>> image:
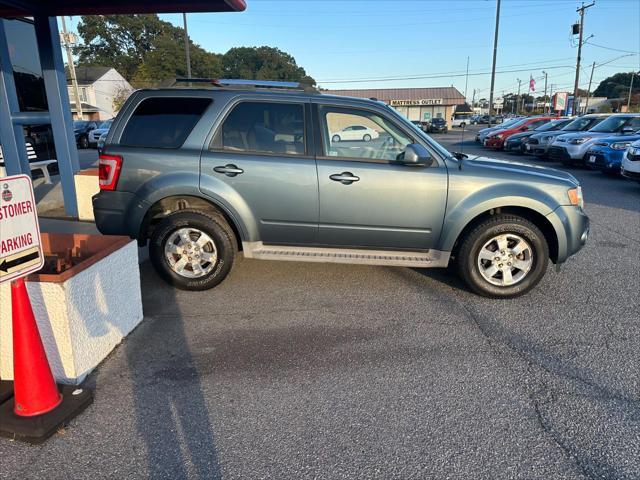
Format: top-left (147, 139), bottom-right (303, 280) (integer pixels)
top-left (138, 195), bottom-right (245, 250)
top-left (449, 206), bottom-right (559, 264)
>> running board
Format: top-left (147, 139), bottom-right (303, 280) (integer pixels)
top-left (242, 242), bottom-right (450, 268)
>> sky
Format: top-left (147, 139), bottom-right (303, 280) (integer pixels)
top-left (64, 0), bottom-right (640, 101)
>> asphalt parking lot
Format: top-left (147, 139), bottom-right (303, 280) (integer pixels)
top-left (1, 125), bottom-right (638, 479)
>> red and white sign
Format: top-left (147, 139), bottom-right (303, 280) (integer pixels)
top-left (0, 175), bottom-right (43, 284)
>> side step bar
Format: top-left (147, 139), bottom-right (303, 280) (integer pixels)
top-left (242, 242), bottom-right (450, 268)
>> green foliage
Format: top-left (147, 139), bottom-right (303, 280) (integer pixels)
top-left (74, 15), bottom-right (313, 88)
top-left (221, 46), bottom-right (314, 85)
top-left (593, 72), bottom-right (640, 99)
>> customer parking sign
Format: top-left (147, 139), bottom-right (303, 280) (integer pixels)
top-left (0, 175), bottom-right (44, 283)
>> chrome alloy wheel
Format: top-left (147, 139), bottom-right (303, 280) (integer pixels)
top-left (164, 228), bottom-right (217, 279)
top-left (477, 233), bottom-right (533, 287)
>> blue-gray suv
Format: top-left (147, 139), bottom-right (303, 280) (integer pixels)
top-left (93, 80), bottom-right (589, 298)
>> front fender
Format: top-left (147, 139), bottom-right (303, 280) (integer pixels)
top-left (438, 183), bottom-right (559, 252)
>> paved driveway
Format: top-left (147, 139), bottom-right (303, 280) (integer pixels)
top-left (1, 126), bottom-right (638, 479)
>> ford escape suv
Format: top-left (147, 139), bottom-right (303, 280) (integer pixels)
top-left (93, 79), bottom-right (589, 298)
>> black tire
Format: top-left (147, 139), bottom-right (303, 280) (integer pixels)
top-left (149, 209), bottom-right (236, 291)
top-left (363, 134), bottom-right (372, 142)
top-left (78, 135), bottom-right (89, 149)
top-left (332, 134), bottom-right (341, 143)
top-left (456, 215), bottom-right (549, 298)
top-left (460, 122), bottom-right (466, 128)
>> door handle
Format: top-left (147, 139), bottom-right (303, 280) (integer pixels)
top-left (214, 164), bottom-right (244, 177)
top-left (329, 172), bottom-right (360, 185)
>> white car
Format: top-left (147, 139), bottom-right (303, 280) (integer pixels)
top-left (621, 139), bottom-right (640, 183)
top-left (331, 125), bottom-right (379, 142)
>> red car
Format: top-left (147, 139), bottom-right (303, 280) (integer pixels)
top-left (484, 116), bottom-right (557, 149)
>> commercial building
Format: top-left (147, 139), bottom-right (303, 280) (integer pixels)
top-left (326, 87), bottom-right (466, 125)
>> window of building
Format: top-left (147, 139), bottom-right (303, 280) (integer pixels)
top-left (319, 106), bottom-right (412, 162)
top-left (212, 102), bottom-right (305, 156)
top-left (120, 97), bottom-right (212, 148)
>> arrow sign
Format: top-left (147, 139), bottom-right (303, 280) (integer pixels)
top-left (0, 175), bottom-right (44, 284)
top-left (0, 251), bottom-right (40, 273)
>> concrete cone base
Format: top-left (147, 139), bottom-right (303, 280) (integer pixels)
top-left (0, 384), bottom-right (92, 444)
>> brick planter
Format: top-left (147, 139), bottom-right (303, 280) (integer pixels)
top-left (0, 233), bottom-right (143, 384)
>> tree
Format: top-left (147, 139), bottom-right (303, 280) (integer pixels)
top-left (593, 72), bottom-right (640, 99)
top-left (222, 47), bottom-right (315, 85)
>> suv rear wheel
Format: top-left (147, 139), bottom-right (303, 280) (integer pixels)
top-left (149, 210), bottom-right (236, 291)
top-left (457, 215), bottom-right (549, 298)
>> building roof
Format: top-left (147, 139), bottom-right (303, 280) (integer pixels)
top-left (69, 102), bottom-right (100, 113)
top-left (0, 0), bottom-right (245, 16)
top-left (326, 87), bottom-right (466, 105)
top-left (65, 66), bottom-right (112, 84)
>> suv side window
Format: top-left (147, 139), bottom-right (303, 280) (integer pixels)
top-left (212, 101), bottom-right (305, 156)
top-left (627, 117), bottom-right (640, 131)
top-left (319, 106), bottom-right (412, 162)
top-left (120, 97), bottom-right (212, 149)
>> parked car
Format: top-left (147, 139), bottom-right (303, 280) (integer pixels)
top-left (89, 119), bottom-right (113, 147)
top-left (451, 114), bottom-right (472, 128)
top-left (428, 117), bottom-right (448, 133)
top-left (478, 115), bottom-right (503, 125)
top-left (331, 125), bottom-right (379, 142)
top-left (584, 132), bottom-right (640, 174)
top-left (97, 132), bottom-right (108, 155)
top-left (470, 114), bottom-right (482, 125)
top-left (621, 139), bottom-right (640, 182)
top-left (93, 81), bottom-right (589, 298)
top-left (525, 114), bottom-right (607, 158)
top-left (476, 117), bottom-right (524, 143)
top-left (484, 116), bottom-right (556, 150)
top-left (549, 114), bottom-right (640, 166)
top-left (505, 118), bottom-right (572, 154)
top-left (73, 120), bottom-right (98, 149)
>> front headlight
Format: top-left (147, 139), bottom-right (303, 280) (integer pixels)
top-left (611, 142), bottom-right (632, 150)
top-left (543, 135), bottom-right (555, 143)
top-left (567, 186), bottom-right (584, 209)
top-left (569, 137), bottom-right (591, 144)
top-left (495, 134), bottom-right (503, 139)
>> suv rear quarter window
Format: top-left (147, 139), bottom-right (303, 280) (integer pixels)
top-left (120, 97), bottom-right (212, 148)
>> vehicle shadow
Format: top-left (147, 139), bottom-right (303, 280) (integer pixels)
top-left (124, 261), bottom-right (222, 479)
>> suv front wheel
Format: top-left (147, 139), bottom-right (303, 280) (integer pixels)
top-left (457, 215), bottom-right (549, 298)
top-left (149, 210), bottom-right (236, 291)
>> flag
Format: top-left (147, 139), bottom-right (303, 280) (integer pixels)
top-left (529, 75), bottom-right (536, 92)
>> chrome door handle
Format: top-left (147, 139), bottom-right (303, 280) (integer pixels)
top-left (214, 164), bottom-right (244, 177)
top-left (329, 172), bottom-right (360, 185)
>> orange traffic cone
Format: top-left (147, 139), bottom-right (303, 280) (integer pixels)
top-left (11, 278), bottom-right (62, 416)
top-left (0, 278), bottom-right (92, 443)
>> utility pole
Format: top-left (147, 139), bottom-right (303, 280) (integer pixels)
top-left (488, 0), bottom-right (501, 127)
top-left (516, 78), bottom-right (522, 115)
top-left (572, 1), bottom-right (595, 116)
top-left (60, 16), bottom-right (83, 119)
top-left (628, 71), bottom-right (637, 111)
top-left (584, 61), bottom-right (596, 113)
top-left (183, 13), bottom-right (192, 79)
top-left (471, 88), bottom-right (476, 108)
top-left (464, 56), bottom-right (470, 101)
top-left (542, 71), bottom-right (548, 114)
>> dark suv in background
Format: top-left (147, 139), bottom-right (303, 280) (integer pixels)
top-left (427, 117), bottom-right (448, 133)
top-left (93, 79), bottom-right (588, 298)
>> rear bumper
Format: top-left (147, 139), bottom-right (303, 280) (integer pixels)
top-left (92, 190), bottom-right (141, 238)
top-left (546, 205), bottom-right (589, 263)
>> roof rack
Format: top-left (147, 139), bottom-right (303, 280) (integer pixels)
top-left (171, 78), bottom-right (318, 93)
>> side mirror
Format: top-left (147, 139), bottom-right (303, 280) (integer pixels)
top-left (621, 126), bottom-right (635, 135)
top-left (397, 143), bottom-right (433, 166)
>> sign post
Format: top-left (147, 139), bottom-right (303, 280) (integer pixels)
top-left (0, 175), bottom-right (92, 444)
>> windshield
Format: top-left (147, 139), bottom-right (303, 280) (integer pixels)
top-left (535, 120), bottom-right (564, 132)
top-left (589, 116), bottom-right (633, 133)
top-left (496, 118), bottom-right (522, 129)
top-left (98, 119), bottom-right (113, 129)
top-left (74, 121), bottom-right (89, 128)
top-left (562, 116), bottom-right (600, 131)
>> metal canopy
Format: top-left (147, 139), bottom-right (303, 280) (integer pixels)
top-left (0, 0), bottom-right (246, 16)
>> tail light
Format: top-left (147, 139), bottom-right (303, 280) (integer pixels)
top-left (98, 154), bottom-right (122, 191)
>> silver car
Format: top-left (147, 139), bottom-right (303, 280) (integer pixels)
top-left (549, 114), bottom-right (640, 165)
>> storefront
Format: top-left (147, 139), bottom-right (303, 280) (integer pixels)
top-left (326, 87), bottom-right (466, 126)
